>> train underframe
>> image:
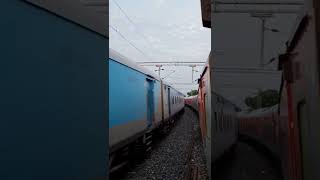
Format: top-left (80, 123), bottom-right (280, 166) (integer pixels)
top-left (109, 108), bottom-right (185, 174)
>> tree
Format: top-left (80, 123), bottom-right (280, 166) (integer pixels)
top-left (244, 89), bottom-right (279, 110)
top-left (187, 90), bottom-right (198, 97)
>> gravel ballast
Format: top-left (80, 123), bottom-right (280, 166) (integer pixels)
top-left (120, 107), bottom-right (205, 180)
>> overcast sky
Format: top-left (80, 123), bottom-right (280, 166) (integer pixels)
top-left (110, 0), bottom-right (303, 109)
top-left (109, 0), bottom-right (211, 94)
top-left (211, 3), bottom-right (302, 109)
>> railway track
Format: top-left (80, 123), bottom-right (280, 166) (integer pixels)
top-left (111, 107), bottom-right (206, 180)
top-left (184, 129), bottom-right (195, 180)
top-left (184, 108), bottom-right (208, 180)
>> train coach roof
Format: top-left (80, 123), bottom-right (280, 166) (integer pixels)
top-left (109, 49), bottom-right (185, 96)
top-left (237, 105), bottom-right (279, 118)
top-left (168, 85), bottom-right (185, 96)
top-left (160, 80), bottom-right (185, 97)
top-left (185, 95), bottom-right (197, 99)
top-left (25, 0), bottom-right (108, 37)
top-left (109, 49), bottom-right (160, 81)
top-left (199, 52), bottom-right (211, 79)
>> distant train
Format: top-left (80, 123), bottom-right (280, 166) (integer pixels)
top-left (184, 95), bottom-right (198, 112)
top-left (109, 49), bottom-right (185, 172)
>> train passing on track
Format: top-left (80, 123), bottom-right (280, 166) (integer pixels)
top-left (109, 49), bottom-right (185, 172)
top-left (184, 95), bottom-right (198, 111)
top-left (184, 55), bottom-right (241, 179)
top-left (1, 1), bottom-right (108, 180)
top-left (238, 105), bottom-right (280, 157)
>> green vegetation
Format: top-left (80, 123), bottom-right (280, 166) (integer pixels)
top-left (244, 89), bottom-right (279, 110)
top-left (187, 90), bottom-right (198, 97)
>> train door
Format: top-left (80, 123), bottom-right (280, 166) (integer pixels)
top-left (297, 100), bottom-right (309, 180)
top-left (203, 93), bottom-right (208, 139)
top-left (160, 82), bottom-right (164, 121)
top-left (146, 78), bottom-right (155, 128)
top-left (168, 87), bottom-right (171, 117)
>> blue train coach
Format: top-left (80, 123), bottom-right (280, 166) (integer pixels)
top-left (109, 49), bottom-right (185, 172)
top-left (109, 49), bottom-right (163, 171)
top-left (1, 1), bottom-right (108, 180)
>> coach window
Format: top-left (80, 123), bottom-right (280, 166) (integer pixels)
top-left (228, 115), bottom-right (230, 129)
top-left (217, 113), bottom-right (220, 131)
top-left (220, 114), bottom-right (222, 131)
top-left (221, 113), bottom-right (224, 131)
top-left (216, 112), bottom-right (219, 131)
top-left (226, 115), bottom-right (228, 129)
top-left (214, 112), bottom-right (217, 131)
top-left (231, 116), bottom-right (233, 128)
top-left (222, 114), bottom-right (224, 131)
top-left (219, 113), bottom-right (223, 131)
top-left (222, 115), bottom-right (225, 131)
top-left (225, 115), bottom-right (227, 129)
top-left (224, 115), bottom-right (228, 130)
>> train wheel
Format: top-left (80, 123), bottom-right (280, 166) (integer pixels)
top-left (110, 147), bottom-right (129, 173)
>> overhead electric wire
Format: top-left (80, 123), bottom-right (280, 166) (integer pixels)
top-left (110, 0), bottom-right (209, 83)
top-left (112, 0), bottom-right (155, 50)
top-left (109, 25), bottom-right (149, 58)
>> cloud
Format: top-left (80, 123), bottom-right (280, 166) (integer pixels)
top-left (109, 0), bottom-right (210, 93)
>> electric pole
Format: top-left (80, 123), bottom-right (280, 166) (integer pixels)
top-left (251, 13), bottom-right (273, 109)
top-left (155, 65), bottom-right (163, 78)
top-left (189, 65), bottom-right (198, 83)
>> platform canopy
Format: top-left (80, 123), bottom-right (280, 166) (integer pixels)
top-left (200, 0), bottom-right (211, 28)
top-left (24, 0), bottom-right (108, 37)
